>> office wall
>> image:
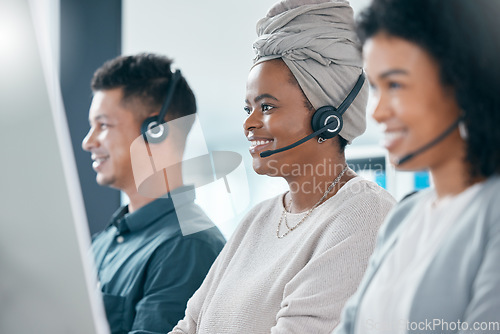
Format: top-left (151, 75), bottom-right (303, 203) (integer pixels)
top-left (60, 0), bottom-right (122, 235)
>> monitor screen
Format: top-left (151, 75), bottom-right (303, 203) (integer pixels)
top-left (0, 0), bottom-right (109, 333)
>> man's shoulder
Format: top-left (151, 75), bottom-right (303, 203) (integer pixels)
top-left (168, 201), bottom-right (226, 247)
top-left (179, 226), bottom-right (226, 251)
top-left (147, 225), bottom-right (225, 265)
top-left (91, 225), bottom-right (116, 247)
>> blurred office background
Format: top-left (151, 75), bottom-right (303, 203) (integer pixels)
top-left (121, 0), bottom-right (430, 238)
top-left (0, 1), bottom-right (430, 332)
top-left (14, 0), bottom-right (429, 239)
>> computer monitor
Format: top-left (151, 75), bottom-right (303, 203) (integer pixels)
top-left (0, 0), bottom-right (109, 332)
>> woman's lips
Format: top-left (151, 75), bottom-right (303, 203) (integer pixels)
top-left (381, 130), bottom-right (406, 151)
top-left (248, 139), bottom-right (273, 154)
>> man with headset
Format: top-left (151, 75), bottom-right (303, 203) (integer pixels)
top-left (82, 53), bottom-right (225, 334)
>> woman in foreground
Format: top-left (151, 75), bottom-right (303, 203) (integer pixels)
top-left (334, 0), bottom-right (500, 333)
top-left (170, 0), bottom-right (395, 333)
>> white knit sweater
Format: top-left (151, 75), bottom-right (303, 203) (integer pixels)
top-left (170, 177), bottom-right (395, 334)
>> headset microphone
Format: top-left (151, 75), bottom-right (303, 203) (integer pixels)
top-left (260, 126), bottom-right (335, 158)
top-left (395, 116), bottom-right (464, 166)
top-left (260, 72), bottom-right (365, 158)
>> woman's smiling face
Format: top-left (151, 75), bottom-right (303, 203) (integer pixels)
top-left (243, 59), bottom-right (318, 176)
top-left (364, 33), bottom-right (464, 171)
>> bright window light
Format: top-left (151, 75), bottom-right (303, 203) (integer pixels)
top-left (0, 1), bottom-right (26, 65)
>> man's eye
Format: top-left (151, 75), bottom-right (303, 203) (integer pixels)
top-left (244, 106), bottom-right (251, 115)
top-left (99, 123), bottom-right (109, 130)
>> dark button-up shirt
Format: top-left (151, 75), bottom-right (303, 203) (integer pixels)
top-left (92, 186), bottom-right (225, 334)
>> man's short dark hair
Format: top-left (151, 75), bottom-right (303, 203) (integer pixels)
top-left (357, 0), bottom-right (500, 179)
top-left (91, 53), bottom-right (196, 123)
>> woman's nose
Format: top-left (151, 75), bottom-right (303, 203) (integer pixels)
top-left (243, 110), bottom-right (264, 134)
top-left (371, 92), bottom-right (391, 124)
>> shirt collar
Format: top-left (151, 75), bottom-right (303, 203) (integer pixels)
top-left (110, 185), bottom-right (196, 234)
top-left (110, 205), bottom-right (130, 233)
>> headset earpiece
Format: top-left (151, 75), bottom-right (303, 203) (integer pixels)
top-left (141, 116), bottom-right (169, 144)
top-left (140, 69), bottom-right (182, 144)
top-left (311, 106), bottom-right (343, 140)
top-left (259, 72), bottom-right (365, 157)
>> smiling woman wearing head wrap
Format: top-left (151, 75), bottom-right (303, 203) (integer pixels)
top-left (170, 1), bottom-right (395, 333)
top-left (253, 0), bottom-right (367, 144)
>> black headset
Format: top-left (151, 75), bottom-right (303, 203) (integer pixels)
top-left (311, 72), bottom-right (366, 141)
top-left (141, 69), bottom-right (182, 144)
top-left (260, 72), bottom-right (365, 158)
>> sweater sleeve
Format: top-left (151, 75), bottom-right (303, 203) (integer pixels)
top-left (271, 223), bottom-right (380, 334)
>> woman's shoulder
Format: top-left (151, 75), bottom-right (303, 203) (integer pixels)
top-left (373, 186), bottom-right (434, 245)
top-left (304, 178), bottom-right (396, 247)
top-left (335, 176), bottom-right (397, 212)
top-left (228, 193), bottom-right (286, 237)
top-left (341, 176), bottom-right (393, 196)
top-left (463, 175), bottom-right (500, 227)
top-left (478, 175), bottom-right (500, 205)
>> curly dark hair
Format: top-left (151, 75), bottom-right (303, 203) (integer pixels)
top-left (91, 53), bottom-right (196, 123)
top-left (357, 0), bottom-right (500, 179)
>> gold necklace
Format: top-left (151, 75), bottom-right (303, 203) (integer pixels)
top-left (277, 165), bottom-right (349, 239)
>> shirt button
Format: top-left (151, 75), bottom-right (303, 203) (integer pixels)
top-left (116, 236), bottom-right (124, 243)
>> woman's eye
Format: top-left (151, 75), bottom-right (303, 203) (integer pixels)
top-left (99, 123), bottom-right (109, 130)
top-left (261, 104), bottom-right (274, 113)
top-left (244, 106), bottom-right (251, 115)
top-left (388, 81), bottom-right (402, 90)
